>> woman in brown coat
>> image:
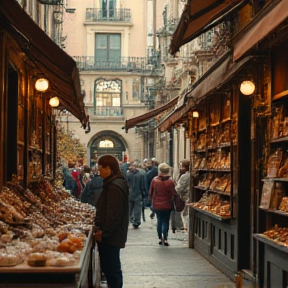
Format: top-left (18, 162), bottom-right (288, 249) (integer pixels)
top-left (149, 162), bottom-right (176, 246)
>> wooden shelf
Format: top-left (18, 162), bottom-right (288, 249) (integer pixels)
top-left (272, 90), bottom-right (288, 101)
top-left (194, 149), bottom-right (206, 153)
top-left (262, 177), bottom-right (288, 182)
top-left (194, 185), bottom-right (209, 191)
top-left (195, 168), bottom-right (231, 172)
top-left (208, 189), bottom-right (230, 196)
top-left (259, 207), bottom-right (288, 217)
top-left (254, 233), bottom-right (288, 254)
top-left (29, 146), bottom-right (43, 153)
top-left (210, 119), bottom-right (232, 127)
top-left (270, 135), bottom-right (288, 143)
top-left (190, 205), bottom-right (231, 221)
top-left (207, 143), bottom-right (231, 150)
top-left (220, 118), bottom-right (232, 124)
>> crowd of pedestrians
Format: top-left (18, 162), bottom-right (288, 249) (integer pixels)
top-left (61, 155), bottom-right (190, 288)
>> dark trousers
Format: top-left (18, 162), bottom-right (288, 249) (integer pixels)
top-left (98, 242), bottom-right (123, 288)
top-left (155, 210), bottom-right (171, 240)
top-left (129, 200), bottom-right (142, 226)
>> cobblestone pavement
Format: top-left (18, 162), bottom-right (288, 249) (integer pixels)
top-left (119, 209), bottom-right (236, 288)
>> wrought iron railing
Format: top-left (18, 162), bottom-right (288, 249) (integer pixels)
top-left (37, 0), bottom-right (62, 4)
top-left (87, 107), bottom-right (123, 117)
top-left (73, 56), bottom-right (158, 73)
top-left (85, 8), bottom-right (131, 22)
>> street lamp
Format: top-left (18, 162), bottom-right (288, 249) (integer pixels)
top-left (49, 97), bottom-right (60, 107)
top-left (35, 78), bottom-right (49, 92)
top-left (240, 80), bottom-right (255, 95)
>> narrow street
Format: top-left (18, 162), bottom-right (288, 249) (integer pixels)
top-left (118, 209), bottom-right (235, 288)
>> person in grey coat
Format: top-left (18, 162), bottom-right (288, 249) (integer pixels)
top-left (126, 160), bottom-right (146, 228)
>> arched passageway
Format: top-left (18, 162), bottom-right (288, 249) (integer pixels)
top-left (89, 131), bottom-right (127, 167)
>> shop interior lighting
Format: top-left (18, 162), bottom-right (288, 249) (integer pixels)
top-left (192, 111), bottom-right (199, 118)
top-left (35, 78), bottom-right (49, 92)
top-left (240, 80), bottom-right (255, 95)
top-left (49, 96), bottom-right (60, 107)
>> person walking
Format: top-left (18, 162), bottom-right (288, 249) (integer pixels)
top-left (175, 159), bottom-right (190, 231)
top-left (94, 155), bottom-right (129, 288)
top-left (81, 169), bottom-right (103, 206)
top-left (126, 160), bottom-right (146, 228)
top-left (149, 162), bottom-right (176, 246)
top-left (146, 160), bottom-right (159, 219)
top-left (120, 160), bottom-right (129, 177)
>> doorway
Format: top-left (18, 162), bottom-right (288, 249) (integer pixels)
top-left (89, 131), bottom-right (126, 167)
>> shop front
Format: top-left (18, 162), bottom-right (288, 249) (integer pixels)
top-left (158, 51), bottom-right (257, 281)
top-left (0, 0), bottom-right (89, 188)
top-left (0, 1), bottom-right (98, 287)
top-left (167, 1), bottom-right (288, 286)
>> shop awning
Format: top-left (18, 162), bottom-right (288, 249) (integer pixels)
top-left (125, 96), bottom-right (179, 132)
top-left (188, 52), bottom-right (253, 101)
top-left (158, 98), bottom-right (194, 133)
top-left (0, 0), bottom-right (89, 128)
top-left (158, 52), bottom-right (253, 132)
top-left (170, 0), bottom-right (245, 55)
top-left (233, 0), bottom-right (288, 61)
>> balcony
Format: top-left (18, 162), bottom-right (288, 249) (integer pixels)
top-left (86, 8), bottom-right (131, 22)
top-left (87, 107), bottom-right (123, 117)
top-left (37, 0), bottom-right (63, 4)
top-left (74, 56), bottom-right (158, 74)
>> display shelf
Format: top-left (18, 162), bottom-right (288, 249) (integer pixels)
top-left (29, 146), bottom-right (43, 153)
top-left (194, 149), bottom-right (206, 153)
top-left (0, 230), bottom-right (95, 288)
top-left (207, 143), bottom-right (231, 150)
top-left (190, 205), bottom-right (231, 221)
top-left (220, 118), bottom-right (232, 124)
top-left (259, 207), bottom-right (288, 217)
top-left (262, 177), bottom-right (288, 182)
top-left (270, 135), bottom-right (288, 143)
top-left (196, 168), bottom-right (231, 172)
top-left (272, 90), bottom-right (288, 101)
top-left (254, 233), bottom-right (288, 254)
top-left (197, 127), bottom-right (207, 132)
top-left (194, 185), bottom-right (209, 191)
top-left (208, 189), bottom-right (230, 196)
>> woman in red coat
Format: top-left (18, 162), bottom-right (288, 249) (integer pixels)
top-left (149, 162), bottom-right (176, 246)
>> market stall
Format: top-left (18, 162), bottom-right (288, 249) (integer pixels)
top-left (0, 178), bottom-right (100, 288)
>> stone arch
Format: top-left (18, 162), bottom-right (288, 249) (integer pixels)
top-left (88, 130), bottom-right (128, 167)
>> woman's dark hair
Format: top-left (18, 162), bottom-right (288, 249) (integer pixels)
top-left (98, 155), bottom-right (121, 175)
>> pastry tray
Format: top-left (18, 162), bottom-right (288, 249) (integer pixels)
top-left (0, 229), bottom-right (92, 274)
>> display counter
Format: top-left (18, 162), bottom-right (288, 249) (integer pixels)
top-left (0, 230), bottom-right (100, 288)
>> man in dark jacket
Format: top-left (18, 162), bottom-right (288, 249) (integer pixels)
top-left (126, 160), bottom-right (146, 228)
top-left (95, 155), bottom-right (129, 288)
top-left (146, 160), bottom-right (159, 218)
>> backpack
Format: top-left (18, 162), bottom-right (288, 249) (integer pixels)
top-left (173, 193), bottom-right (185, 212)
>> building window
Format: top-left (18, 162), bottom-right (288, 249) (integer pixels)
top-left (95, 34), bottom-right (121, 62)
top-left (99, 139), bottom-right (114, 148)
top-left (132, 80), bottom-right (140, 100)
top-left (94, 79), bottom-right (122, 116)
top-left (102, 0), bottom-right (116, 18)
